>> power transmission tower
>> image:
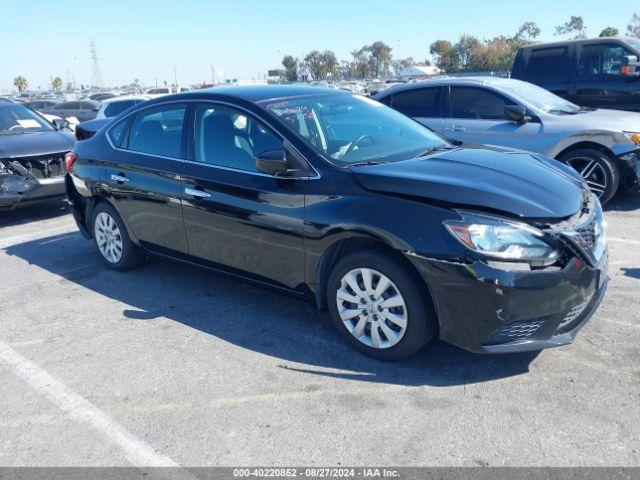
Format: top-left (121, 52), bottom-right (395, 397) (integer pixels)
top-left (90, 40), bottom-right (103, 88)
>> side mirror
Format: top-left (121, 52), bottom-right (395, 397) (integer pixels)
top-left (621, 55), bottom-right (640, 77)
top-left (255, 148), bottom-right (289, 176)
top-left (505, 104), bottom-right (529, 123)
top-left (51, 118), bottom-right (67, 130)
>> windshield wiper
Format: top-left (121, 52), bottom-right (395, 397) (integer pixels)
top-left (348, 160), bottom-right (385, 167)
top-left (416, 144), bottom-right (454, 157)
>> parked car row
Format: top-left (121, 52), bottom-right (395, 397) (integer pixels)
top-left (66, 85), bottom-right (609, 361)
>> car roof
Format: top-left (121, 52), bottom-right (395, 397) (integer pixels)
top-left (179, 85), bottom-right (348, 103)
top-left (375, 76), bottom-right (515, 97)
top-left (101, 95), bottom-right (150, 104)
top-left (518, 36), bottom-right (639, 51)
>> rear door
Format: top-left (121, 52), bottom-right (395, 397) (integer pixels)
top-left (573, 42), bottom-right (640, 111)
top-left (180, 102), bottom-right (306, 290)
top-left (386, 86), bottom-right (445, 133)
top-left (519, 46), bottom-right (573, 98)
top-left (444, 86), bottom-right (544, 153)
top-left (105, 103), bottom-right (189, 256)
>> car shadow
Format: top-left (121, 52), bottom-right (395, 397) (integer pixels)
top-left (0, 200), bottom-right (69, 228)
top-left (4, 231), bottom-right (539, 387)
top-left (621, 268), bottom-right (640, 280)
top-left (605, 190), bottom-right (640, 212)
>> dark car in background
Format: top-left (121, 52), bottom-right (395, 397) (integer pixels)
top-left (0, 102), bottom-right (75, 210)
top-left (24, 99), bottom-right (61, 111)
top-left (42, 100), bottom-right (101, 122)
top-left (66, 86), bottom-right (607, 360)
top-left (512, 37), bottom-right (640, 112)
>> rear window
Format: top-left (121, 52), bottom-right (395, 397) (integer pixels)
top-left (390, 87), bottom-right (441, 117)
top-left (104, 100), bottom-right (138, 117)
top-left (524, 47), bottom-right (570, 83)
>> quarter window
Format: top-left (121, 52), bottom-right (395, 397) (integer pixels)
top-left (578, 44), bottom-right (633, 78)
top-left (194, 104), bottom-right (281, 172)
top-left (391, 88), bottom-right (441, 117)
top-left (450, 87), bottom-right (514, 120)
top-left (127, 105), bottom-right (186, 158)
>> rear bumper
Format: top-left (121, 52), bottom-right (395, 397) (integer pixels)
top-left (0, 175), bottom-right (66, 211)
top-left (408, 250), bottom-right (608, 354)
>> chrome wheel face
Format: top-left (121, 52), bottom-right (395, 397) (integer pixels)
top-left (94, 212), bottom-right (123, 264)
top-left (566, 156), bottom-right (608, 198)
top-left (336, 268), bottom-right (408, 349)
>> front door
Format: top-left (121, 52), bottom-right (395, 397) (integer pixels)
top-left (181, 103), bottom-right (306, 290)
top-left (444, 86), bottom-right (545, 154)
top-left (105, 103), bottom-right (189, 256)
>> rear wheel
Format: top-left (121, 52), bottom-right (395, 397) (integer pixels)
top-left (327, 251), bottom-right (436, 361)
top-left (92, 202), bottom-right (143, 271)
top-left (559, 148), bottom-right (620, 205)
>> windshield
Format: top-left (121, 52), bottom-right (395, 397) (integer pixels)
top-left (263, 93), bottom-right (448, 165)
top-left (0, 104), bottom-right (54, 135)
top-left (499, 80), bottom-right (582, 114)
top-left (625, 38), bottom-right (640, 52)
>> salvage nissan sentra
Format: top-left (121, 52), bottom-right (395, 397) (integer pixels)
top-left (66, 86), bottom-right (608, 360)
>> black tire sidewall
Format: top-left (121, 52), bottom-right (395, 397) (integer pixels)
top-left (327, 251), bottom-right (436, 361)
top-left (92, 203), bottom-right (140, 271)
top-left (560, 148), bottom-right (620, 205)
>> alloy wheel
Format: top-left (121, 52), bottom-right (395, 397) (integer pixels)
top-left (335, 268), bottom-right (408, 349)
top-left (94, 212), bottom-right (124, 264)
top-left (565, 156), bottom-right (608, 199)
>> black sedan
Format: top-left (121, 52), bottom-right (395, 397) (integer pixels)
top-left (1, 102), bottom-right (75, 210)
top-left (66, 86), bottom-right (608, 360)
top-left (42, 100), bottom-right (101, 122)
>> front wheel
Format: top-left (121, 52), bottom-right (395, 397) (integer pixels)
top-left (327, 251), bottom-right (436, 361)
top-left (559, 148), bottom-right (620, 205)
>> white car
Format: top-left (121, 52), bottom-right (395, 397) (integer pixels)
top-left (143, 87), bottom-right (172, 98)
top-left (95, 95), bottom-right (150, 119)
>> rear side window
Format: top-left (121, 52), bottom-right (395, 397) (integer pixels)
top-left (391, 87), bottom-right (441, 117)
top-left (104, 100), bottom-right (138, 117)
top-left (56, 102), bottom-right (78, 110)
top-left (524, 48), bottom-right (570, 83)
top-left (450, 87), bottom-right (514, 120)
top-left (126, 105), bottom-right (186, 158)
top-left (577, 43), bottom-right (633, 79)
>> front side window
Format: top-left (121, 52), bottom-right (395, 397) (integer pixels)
top-left (391, 87), bottom-right (441, 117)
top-left (127, 105), bottom-right (186, 158)
top-left (263, 93), bottom-right (447, 166)
top-left (450, 87), bottom-right (514, 120)
top-left (194, 104), bottom-right (281, 172)
top-left (578, 44), bottom-right (633, 78)
top-left (55, 102), bottom-right (78, 110)
top-left (0, 104), bottom-right (54, 134)
top-left (525, 47), bottom-right (570, 82)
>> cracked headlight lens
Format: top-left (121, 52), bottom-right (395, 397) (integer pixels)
top-left (624, 131), bottom-right (640, 145)
top-left (444, 212), bottom-right (559, 266)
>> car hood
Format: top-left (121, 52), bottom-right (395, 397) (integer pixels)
top-left (0, 130), bottom-right (75, 158)
top-left (351, 147), bottom-right (585, 219)
top-left (559, 108), bottom-right (640, 132)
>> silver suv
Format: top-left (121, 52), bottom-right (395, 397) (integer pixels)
top-left (375, 77), bottom-right (640, 204)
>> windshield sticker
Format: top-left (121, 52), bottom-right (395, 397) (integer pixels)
top-left (17, 119), bottom-right (41, 128)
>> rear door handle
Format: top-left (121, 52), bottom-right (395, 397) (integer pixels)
top-left (110, 174), bottom-right (129, 183)
top-left (185, 187), bottom-right (211, 199)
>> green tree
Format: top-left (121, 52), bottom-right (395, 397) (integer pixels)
top-left (321, 50), bottom-right (339, 79)
top-left (13, 75), bottom-right (28, 92)
top-left (455, 35), bottom-right (481, 69)
top-left (429, 40), bottom-right (460, 73)
top-left (628, 13), bottom-right (640, 38)
top-left (599, 27), bottom-right (619, 37)
top-left (555, 15), bottom-right (586, 39)
top-left (281, 55), bottom-right (298, 82)
top-left (52, 76), bottom-right (63, 91)
top-left (515, 21), bottom-right (541, 41)
top-left (304, 50), bottom-right (324, 80)
top-left (392, 57), bottom-right (416, 74)
top-left (369, 41), bottom-right (393, 77)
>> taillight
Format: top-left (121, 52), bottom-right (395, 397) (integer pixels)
top-left (64, 152), bottom-right (76, 173)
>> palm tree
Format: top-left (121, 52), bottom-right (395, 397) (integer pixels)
top-left (53, 76), bottom-right (63, 91)
top-left (13, 76), bottom-right (28, 92)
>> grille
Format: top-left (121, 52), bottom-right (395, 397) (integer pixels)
top-left (482, 319), bottom-right (546, 346)
top-left (556, 292), bottom-right (594, 333)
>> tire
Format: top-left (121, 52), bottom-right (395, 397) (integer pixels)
top-left (91, 202), bottom-right (144, 271)
top-left (327, 250), bottom-right (436, 361)
top-left (559, 148), bottom-right (620, 205)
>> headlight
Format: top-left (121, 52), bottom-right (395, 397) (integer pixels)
top-left (444, 212), bottom-right (559, 266)
top-left (624, 131), bottom-right (640, 145)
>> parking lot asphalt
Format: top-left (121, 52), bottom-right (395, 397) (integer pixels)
top-left (0, 195), bottom-right (639, 468)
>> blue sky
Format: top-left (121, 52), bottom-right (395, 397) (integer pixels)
top-left (0, 0), bottom-right (638, 91)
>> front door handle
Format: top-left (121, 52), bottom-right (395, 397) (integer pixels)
top-left (185, 187), bottom-right (211, 199)
top-left (451, 125), bottom-right (466, 132)
top-left (110, 173), bottom-right (129, 183)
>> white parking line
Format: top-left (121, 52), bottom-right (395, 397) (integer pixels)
top-left (0, 340), bottom-right (182, 468)
top-left (608, 237), bottom-right (640, 246)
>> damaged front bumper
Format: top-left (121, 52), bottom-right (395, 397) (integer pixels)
top-left (407, 251), bottom-right (608, 354)
top-left (617, 147), bottom-right (640, 191)
top-left (0, 159), bottom-right (66, 210)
